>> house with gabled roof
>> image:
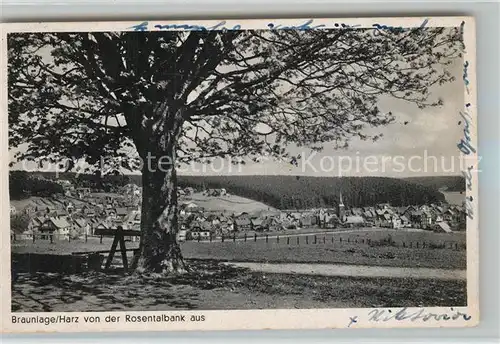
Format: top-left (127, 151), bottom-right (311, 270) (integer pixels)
top-left (251, 218), bottom-right (267, 231)
top-left (363, 210), bottom-right (375, 221)
top-left (28, 216), bottom-right (46, 232)
top-left (115, 207), bottom-right (129, 218)
top-left (72, 218), bottom-right (91, 237)
top-left (434, 221), bottom-right (452, 233)
top-left (345, 215), bottom-right (365, 227)
top-left (443, 208), bottom-right (456, 222)
top-left (234, 217), bottom-right (253, 231)
top-left (400, 215), bottom-right (411, 227)
top-left (40, 217), bottom-right (71, 240)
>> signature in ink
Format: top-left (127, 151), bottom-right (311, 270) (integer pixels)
top-left (368, 307), bottom-right (472, 322)
top-left (129, 22), bottom-right (149, 31)
top-left (129, 21), bottom-right (242, 32)
top-left (347, 316), bottom-right (358, 327)
top-left (267, 19), bottom-right (326, 30)
top-left (462, 165), bottom-right (474, 192)
top-left (372, 18), bottom-right (429, 35)
top-left (457, 104), bottom-right (476, 155)
top-left (463, 61), bottom-right (470, 94)
top-left (154, 21), bottom-right (241, 31)
top-left (130, 19), bottom-right (363, 33)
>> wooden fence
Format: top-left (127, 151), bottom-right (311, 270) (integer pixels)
top-left (189, 232), bottom-right (466, 251)
top-left (11, 231), bottom-right (466, 251)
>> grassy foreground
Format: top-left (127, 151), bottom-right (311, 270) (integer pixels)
top-left (12, 260), bottom-right (466, 312)
top-left (12, 230), bottom-right (466, 270)
top-left (181, 241), bottom-right (466, 270)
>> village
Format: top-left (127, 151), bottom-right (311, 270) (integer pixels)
top-left (10, 177), bottom-right (467, 244)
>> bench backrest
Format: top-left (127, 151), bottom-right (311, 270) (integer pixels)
top-left (94, 228), bottom-right (141, 237)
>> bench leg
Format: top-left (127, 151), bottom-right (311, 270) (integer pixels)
top-left (104, 235), bottom-right (119, 270)
top-left (119, 234), bottom-right (128, 272)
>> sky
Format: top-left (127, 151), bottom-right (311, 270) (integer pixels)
top-left (9, 34), bottom-right (466, 179)
top-left (182, 57), bottom-right (466, 178)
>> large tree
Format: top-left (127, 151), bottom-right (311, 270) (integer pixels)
top-left (8, 25), bottom-right (463, 273)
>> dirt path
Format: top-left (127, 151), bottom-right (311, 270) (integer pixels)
top-left (226, 262), bottom-right (466, 280)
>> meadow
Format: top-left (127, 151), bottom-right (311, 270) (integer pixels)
top-left (182, 231), bottom-right (466, 270)
top-left (12, 229), bottom-right (466, 270)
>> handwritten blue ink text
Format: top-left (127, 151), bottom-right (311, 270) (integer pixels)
top-left (463, 61), bottom-right (470, 94)
top-left (372, 18), bottom-right (429, 35)
top-left (462, 165), bottom-right (473, 192)
top-left (268, 19), bottom-right (326, 30)
top-left (368, 307), bottom-right (472, 322)
top-left (457, 105), bottom-right (476, 155)
top-left (348, 316), bottom-right (358, 327)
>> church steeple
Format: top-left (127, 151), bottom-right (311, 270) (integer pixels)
top-left (337, 190), bottom-right (346, 221)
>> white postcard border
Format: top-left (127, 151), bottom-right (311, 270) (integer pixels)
top-left (0, 16), bottom-right (479, 333)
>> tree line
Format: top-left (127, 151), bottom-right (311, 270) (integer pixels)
top-left (177, 175), bottom-right (446, 209)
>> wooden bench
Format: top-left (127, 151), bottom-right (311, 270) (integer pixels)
top-left (75, 226), bottom-right (141, 272)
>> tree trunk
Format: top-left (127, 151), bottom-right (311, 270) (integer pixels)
top-left (133, 156), bottom-right (187, 274)
top-left (132, 106), bottom-right (187, 274)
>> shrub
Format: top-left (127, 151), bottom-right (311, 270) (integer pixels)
top-left (428, 242), bottom-right (446, 249)
top-left (369, 234), bottom-right (396, 247)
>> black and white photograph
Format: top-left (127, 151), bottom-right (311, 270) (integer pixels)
top-left (1, 17), bottom-right (478, 332)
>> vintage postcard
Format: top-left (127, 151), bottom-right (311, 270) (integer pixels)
top-left (0, 16), bottom-right (479, 333)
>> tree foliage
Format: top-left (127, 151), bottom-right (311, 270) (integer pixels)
top-left (10, 213), bottom-right (31, 234)
top-left (9, 170), bottom-right (64, 200)
top-left (8, 27), bottom-right (463, 170)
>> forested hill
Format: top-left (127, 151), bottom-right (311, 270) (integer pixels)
top-left (177, 175), bottom-right (445, 209)
top-left (10, 171), bottom-right (446, 209)
top-left (403, 176), bottom-right (465, 192)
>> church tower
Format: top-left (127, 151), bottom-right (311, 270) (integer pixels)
top-left (337, 191), bottom-right (346, 222)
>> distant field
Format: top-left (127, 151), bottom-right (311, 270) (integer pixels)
top-left (181, 192), bottom-right (275, 214)
top-left (10, 195), bottom-right (90, 212)
top-left (442, 191), bottom-right (466, 205)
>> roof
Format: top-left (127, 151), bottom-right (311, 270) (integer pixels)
top-left (436, 222), bottom-right (452, 233)
top-left (383, 214), bottom-right (392, 220)
top-left (345, 216), bottom-right (365, 224)
top-left (235, 218), bottom-right (252, 226)
top-left (73, 219), bottom-right (87, 228)
top-left (400, 215), bottom-right (410, 222)
top-left (115, 207), bottom-right (128, 216)
top-left (31, 216), bottom-right (46, 226)
top-left (351, 207), bottom-right (363, 215)
top-left (201, 222), bottom-right (212, 231)
top-left (49, 217), bottom-right (71, 229)
top-left (396, 207), bottom-right (407, 214)
top-left (95, 222), bottom-right (111, 229)
top-left (124, 210), bottom-right (141, 223)
top-left (251, 218), bottom-right (265, 226)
